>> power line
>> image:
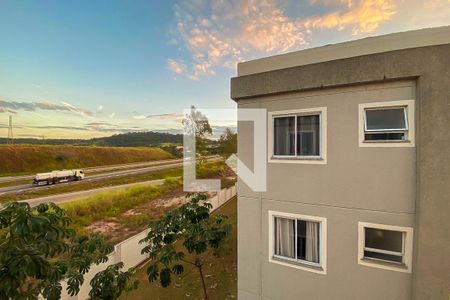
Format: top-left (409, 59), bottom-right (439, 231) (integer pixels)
top-left (7, 115), bottom-right (13, 145)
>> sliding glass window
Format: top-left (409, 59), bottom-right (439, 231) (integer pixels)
top-left (273, 114), bottom-right (321, 158)
top-left (274, 216), bottom-right (321, 266)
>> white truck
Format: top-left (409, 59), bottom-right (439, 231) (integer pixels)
top-left (33, 169), bottom-right (85, 185)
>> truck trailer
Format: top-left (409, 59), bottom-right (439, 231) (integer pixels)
top-left (33, 169), bottom-right (85, 185)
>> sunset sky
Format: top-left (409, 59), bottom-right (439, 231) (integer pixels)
top-left (1, 0), bottom-right (449, 139)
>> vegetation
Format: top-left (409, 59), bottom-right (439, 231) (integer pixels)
top-left (182, 105), bottom-right (213, 155)
top-left (0, 160), bottom-right (233, 204)
top-left (217, 128), bottom-right (237, 158)
top-left (0, 145), bottom-right (173, 175)
top-left (62, 180), bottom-right (176, 242)
top-left (0, 131), bottom-right (183, 147)
top-left (0, 166), bottom-right (184, 203)
top-left (141, 193), bottom-right (231, 300)
top-left (0, 202), bottom-right (137, 300)
top-left (89, 262), bottom-right (139, 300)
top-left (60, 161), bottom-right (235, 243)
top-left (120, 196), bottom-right (237, 300)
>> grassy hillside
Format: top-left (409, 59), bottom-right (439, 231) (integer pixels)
top-left (0, 145), bottom-right (173, 175)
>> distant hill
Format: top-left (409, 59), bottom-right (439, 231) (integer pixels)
top-left (0, 131), bottom-right (183, 147)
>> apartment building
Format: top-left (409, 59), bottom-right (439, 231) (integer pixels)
top-left (230, 26), bottom-right (450, 300)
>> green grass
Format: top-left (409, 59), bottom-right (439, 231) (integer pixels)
top-left (61, 177), bottom-right (183, 243)
top-left (0, 167), bottom-right (184, 203)
top-left (56, 161), bottom-right (235, 244)
top-left (120, 196), bottom-right (237, 300)
top-left (0, 145), bottom-right (173, 176)
top-left (0, 161), bottom-right (231, 203)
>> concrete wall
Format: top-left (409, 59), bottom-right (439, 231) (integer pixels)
top-left (233, 44), bottom-right (450, 300)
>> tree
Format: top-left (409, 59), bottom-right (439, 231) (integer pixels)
top-left (217, 128), bottom-right (237, 158)
top-left (141, 193), bottom-right (231, 300)
top-left (89, 262), bottom-right (138, 300)
top-left (182, 105), bottom-right (213, 155)
top-left (0, 202), bottom-right (136, 300)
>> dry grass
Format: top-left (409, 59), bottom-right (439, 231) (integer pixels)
top-left (60, 161), bottom-right (236, 244)
top-left (0, 145), bottom-right (173, 175)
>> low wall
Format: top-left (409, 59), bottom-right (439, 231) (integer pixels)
top-left (60, 185), bottom-right (237, 300)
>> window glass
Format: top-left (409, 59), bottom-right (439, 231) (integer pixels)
top-left (364, 132), bottom-right (406, 141)
top-left (363, 251), bottom-right (403, 263)
top-left (297, 115), bottom-right (320, 156)
top-left (297, 220), bottom-right (320, 263)
top-left (365, 228), bottom-right (403, 253)
top-left (274, 117), bottom-right (295, 156)
top-left (274, 217), bottom-right (295, 258)
top-left (274, 216), bottom-right (320, 264)
top-left (365, 108), bottom-right (407, 131)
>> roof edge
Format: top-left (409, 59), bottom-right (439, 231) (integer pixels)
top-left (237, 26), bottom-right (450, 76)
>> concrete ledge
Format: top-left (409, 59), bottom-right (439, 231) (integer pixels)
top-left (237, 26), bottom-right (450, 76)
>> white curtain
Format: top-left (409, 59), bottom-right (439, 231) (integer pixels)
top-left (275, 218), bottom-right (295, 258)
top-left (305, 221), bottom-right (320, 263)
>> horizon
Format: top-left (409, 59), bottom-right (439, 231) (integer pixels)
top-left (1, 0), bottom-right (449, 139)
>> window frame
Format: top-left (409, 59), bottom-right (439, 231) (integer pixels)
top-left (358, 100), bottom-right (415, 147)
top-left (358, 222), bottom-right (413, 273)
top-left (268, 107), bottom-right (327, 164)
top-left (269, 210), bottom-right (327, 274)
top-left (363, 106), bottom-right (409, 132)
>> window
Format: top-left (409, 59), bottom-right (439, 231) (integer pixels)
top-left (359, 100), bottom-right (415, 147)
top-left (364, 107), bottom-right (408, 141)
top-left (269, 211), bottom-right (327, 274)
top-left (358, 222), bottom-right (413, 273)
top-left (269, 107), bottom-right (327, 164)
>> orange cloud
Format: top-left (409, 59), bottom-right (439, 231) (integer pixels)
top-left (168, 0), bottom-right (398, 80)
top-left (304, 0), bottom-right (397, 34)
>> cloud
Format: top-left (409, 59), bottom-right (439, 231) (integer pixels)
top-left (167, 59), bottom-right (187, 75)
top-left (97, 105), bottom-right (103, 112)
top-left (145, 112), bottom-right (185, 122)
top-left (133, 115), bottom-right (147, 120)
top-left (304, 0), bottom-right (397, 34)
top-left (168, 0), bottom-right (397, 79)
top-left (0, 100), bottom-right (93, 116)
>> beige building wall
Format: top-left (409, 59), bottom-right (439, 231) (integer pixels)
top-left (237, 80), bottom-right (416, 300)
top-left (233, 26), bottom-right (450, 299)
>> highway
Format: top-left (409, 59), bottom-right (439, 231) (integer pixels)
top-left (0, 158), bottom-right (184, 183)
top-left (0, 156), bottom-right (220, 195)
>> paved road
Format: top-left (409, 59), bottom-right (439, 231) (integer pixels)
top-left (20, 179), bottom-right (166, 207)
top-left (0, 158), bottom-right (183, 183)
top-left (0, 156), bottom-right (221, 195)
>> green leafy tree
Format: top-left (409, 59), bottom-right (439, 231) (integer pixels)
top-left (0, 202), bottom-right (136, 300)
top-left (141, 193), bottom-right (231, 300)
top-left (183, 105), bottom-right (213, 156)
top-left (217, 128), bottom-right (237, 158)
top-left (89, 262), bottom-right (138, 300)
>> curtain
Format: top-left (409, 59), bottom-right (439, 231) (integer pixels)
top-left (275, 217), bottom-right (295, 258)
top-left (305, 221), bottom-right (320, 263)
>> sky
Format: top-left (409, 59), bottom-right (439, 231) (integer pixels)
top-left (0, 0), bottom-right (449, 139)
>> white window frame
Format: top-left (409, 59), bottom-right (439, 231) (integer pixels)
top-left (358, 100), bottom-right (415, 147)
top-left (358, 222), bottom-right (413, 273)
top-left (268, 107), bottom-right (327, 164)
top-left (268, 210), bottom-right (327, 275)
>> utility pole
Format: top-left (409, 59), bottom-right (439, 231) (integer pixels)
top-left (7, 115), bottom-right (13, 145)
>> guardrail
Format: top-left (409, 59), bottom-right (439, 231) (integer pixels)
top-left (59, 184), bottom-right (237, 300)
